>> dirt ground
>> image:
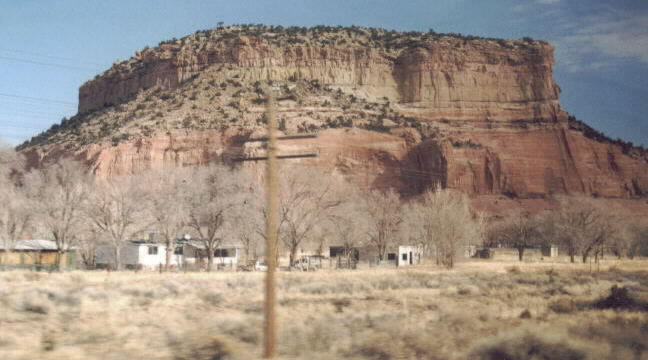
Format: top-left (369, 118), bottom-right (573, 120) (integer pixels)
top-left (1, 259), bottom-right (647, 359)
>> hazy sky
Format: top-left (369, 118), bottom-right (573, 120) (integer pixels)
top-left (1, 0), bottom-right (646, 146)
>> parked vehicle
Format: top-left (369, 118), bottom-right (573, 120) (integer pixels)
top-left (293, 255), bottom-right (324, 271)
top-left (254, 260), bottom-right (268, 271)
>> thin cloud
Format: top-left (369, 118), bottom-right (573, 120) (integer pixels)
top-left (554, 9), bottom-right (648, 72)
top-left (514, 1), bottom-right (560, 15)
top-left (513, 4), bottom-right (530, 13)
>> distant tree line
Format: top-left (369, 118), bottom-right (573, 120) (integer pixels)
top-left (567, 115), bottom-right (647, 159)
top-left (1, 143), bottom-right (647, 271)
top-left (487, 197), bottom-right (648, 263)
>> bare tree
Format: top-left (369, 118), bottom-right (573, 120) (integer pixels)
top-left (85, 175), bottom-right (148, 270)
top-left (409, 187), bottom-right (482, 268)
top-left (229, 186), bottom-right (264, 265)
top-left (626, 221), bottom-right (648, 258)
top-left (364, 189), bottom-right (403, 261)
top-left (24, 159), bottom-right (90, 270)
top-left (590, 214), bottom-right (646, 260)
top-left (0, 145), bottom-right (30, 265)
top-left (320, 188), bottom-right (366, 268)
top-left (238, 183), bottom-right (277, 264)
top-left (278, 166), bottom-right (342, 267)
top-left (145, 167), bottom-right (192, 271)
top-left (76, 228), bottom-right (104, 269)
top-left (552, 196), bottom-right (614, 263)
top-left (330, 216), bottom-right (367, 267)
top-left (186, 165), bottom-right (247, 272)
top-left (0, 142), bottom-right (22, 180)
top-left (488, 209), bottom-right (541, 261)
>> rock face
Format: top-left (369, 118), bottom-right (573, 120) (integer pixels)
top-left (22, 26), bottom-right (648, 203)
top-left (23, 123), bottom-right (648, 200)
top-left (79, 34), bottom-right (562, 125)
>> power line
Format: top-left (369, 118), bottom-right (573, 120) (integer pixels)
top-left (0, 108), bottom-right (72, 118)
top-left (0, 55), bottom-right (99, 71)
top-left (0, 115), bottom-right (57, 123)
top-left (215, 149), bottom-right (440, 181)
top-left (0, 100), bottom-right (76, 112)
top-left (0, 49), bottom-right (105, 67)
top-left (0, 93), bottom-right (76, 106)
top-left (0, 124), bottom-right (45, 131)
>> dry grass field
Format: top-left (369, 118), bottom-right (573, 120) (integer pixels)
top-left (1, 259), bottom-right (648, 360)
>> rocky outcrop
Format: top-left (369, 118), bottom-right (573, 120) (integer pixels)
top-left (23, 125), bottom-right (648, 200)
top-left (22, 26), bottom-right (648, 204)
top-left (79, 33), bottom-right (563, 125)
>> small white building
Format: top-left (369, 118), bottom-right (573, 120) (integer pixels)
top-left (384, 245), bottom-right (424, 267)
top-left (96, 241), bottom-right (182, 270)
top-left (329, 244), bottom-right (424, 268)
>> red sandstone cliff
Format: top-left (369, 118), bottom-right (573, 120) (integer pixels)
top-left (20, 26), bottom-right (648, 202)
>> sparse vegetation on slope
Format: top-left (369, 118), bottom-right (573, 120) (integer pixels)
top-left (568, 115), bottom-right (648, 161)
top-left (18, 74), bottom-right (427, 150)
top-left (16, 24), bottom-right (547, 151)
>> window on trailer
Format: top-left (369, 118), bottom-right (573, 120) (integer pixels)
top-left (214, 249), bottom-right (229, 257)
top-left (148, 246), bottom-right (158, 255)
top-left (330, 246), bottom-right (345, 257)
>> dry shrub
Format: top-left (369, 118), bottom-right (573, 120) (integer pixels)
top-left (549, 297), bottom-right (577, 313)
top-left (200, 290), bottom-right (224, 306)
top-left (169, 334), bottom-right (236, 360)
top-left (41, 331), bottom-right (56, 352)
top-left (471, 332), bottom-right (586, 360)
top-left (68, 273), bottom-right (86, 285)
top-left (21, 293), bottom-right (51, 314)
top-left (519, 309), bottom-right (532, 319)
top-left (23, 272), bottom-right (43, 281)
top-left (592, 285), bottom-right (648, 311)
top-left (571, 315), bottom-right (648, 359)
top-left (347, 331), bottom-right (443, 360)
top-left (457, 286), bottom-right (472, 295)
top-left (218, 319), bottom-right (260, 345)
top-left (2, 264), bottom-right (648, 359)
top-left (281, 314), bottom-right (349, 356)
top-left (506, 265), bottom-right (521, 274)
top-left (332, 298), bottom-right (352, 312)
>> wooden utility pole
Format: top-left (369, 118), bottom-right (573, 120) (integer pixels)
top-left (236, 90), bottom-right (318, 358)
top-left (263, 92), bottom-right (279, 358)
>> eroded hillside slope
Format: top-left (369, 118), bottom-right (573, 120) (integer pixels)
top-left (19, 25), bottom-right (648, 201)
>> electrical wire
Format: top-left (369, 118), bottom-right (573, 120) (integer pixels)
top-left (0, 107), bottom-right (74, 117)
top-left (0, 49), bottom-right (105, 67)
top-left (0, 93), bottom-right (76, 106)
top-left (0, 55), bottom-right (100, 71)
top-left (1, 124), bottom-right (46, 130)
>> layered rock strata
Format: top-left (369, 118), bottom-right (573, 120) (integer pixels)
top-left (22, 27), bottom-right (648, 203)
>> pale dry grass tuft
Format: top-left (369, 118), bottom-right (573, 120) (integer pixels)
top-left (0, 260), bottom-right (647, 359)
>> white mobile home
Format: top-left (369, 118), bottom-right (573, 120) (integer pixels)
top-left (96, 241), bottom-right (182, 270)
top-left (182, 240), bottom-right (242, 269)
